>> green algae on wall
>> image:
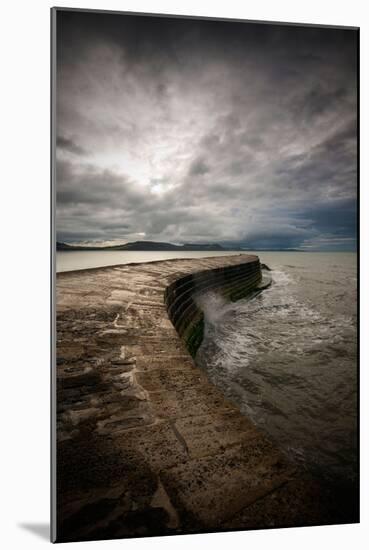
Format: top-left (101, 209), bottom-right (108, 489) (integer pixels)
top-left (185, 315), bottom-right (205, 358)
top-left (165, 258), bottom-right (262, 357)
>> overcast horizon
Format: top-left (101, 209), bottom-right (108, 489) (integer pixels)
top-left (56, 11), bottom-right (358, 251)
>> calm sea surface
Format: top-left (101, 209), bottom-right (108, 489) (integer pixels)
top-left (57, 250), bottom-right (357, 485)
top-left (56, 249), bottom-right (243, 272)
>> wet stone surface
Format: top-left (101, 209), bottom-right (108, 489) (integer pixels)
top-left (55, 256), bottom-right (347, 542)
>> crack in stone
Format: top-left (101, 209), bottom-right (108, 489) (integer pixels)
top-left (169, 420), bottom-right (189, 456)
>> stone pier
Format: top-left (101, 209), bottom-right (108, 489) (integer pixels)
top-left (55, 255), bottom-right (343, 542)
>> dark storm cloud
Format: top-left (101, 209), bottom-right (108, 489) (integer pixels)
top-left (55, 10), bottom-right (358, 249)
top-left (271, 119), bottom-right (357, 197)
top-left (188, 157), bottom-right (211, 176)
top-left (295, 85), bottom-right (348, 122)
top-left (56, 160), bottom-right (145, 207)
top-left (56, 135), bottom-right (88, 156)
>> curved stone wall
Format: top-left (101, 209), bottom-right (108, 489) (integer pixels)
top-left (164, 257), bottom-right (262, 357)
top-left (55, 256), bottom-right (333, 542)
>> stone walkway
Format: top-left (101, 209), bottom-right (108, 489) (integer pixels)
top-left (55, 255), bottom-right (346, 542)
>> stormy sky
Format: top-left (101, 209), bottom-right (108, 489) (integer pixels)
top-left (56, 10), bottom-right (358, 250)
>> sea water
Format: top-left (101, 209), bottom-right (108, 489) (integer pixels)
top-left (196, 252), bottom-right (357, 486)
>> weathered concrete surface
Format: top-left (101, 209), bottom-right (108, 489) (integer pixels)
top-left (55, 255), bottom-right (348, 542)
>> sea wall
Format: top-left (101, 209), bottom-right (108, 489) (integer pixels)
top-left (55, 255), bottom-right (324, 543)
top-left (165, 258), bottom-right (261, 356)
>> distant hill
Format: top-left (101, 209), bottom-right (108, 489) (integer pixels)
top-left (56, 240), bottom-right (236, 252)
top-left (56, 241), bottom-right (80, 250)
